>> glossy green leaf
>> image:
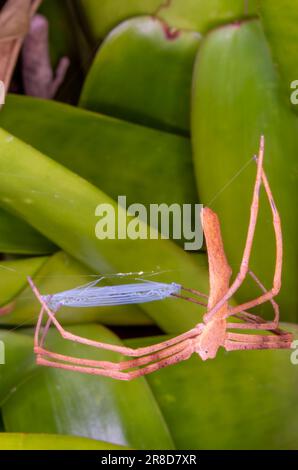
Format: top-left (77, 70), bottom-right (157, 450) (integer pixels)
top-left (192, 20), bottom-right (298, 321)
top-left (74, 0), bottom-right (162, 40)
top-left (0, 95), bottom-right (198, 242)
top-left (0, 330), bottom-right (36, 406)
top-left (128, 324), bottom-right (298, 449)
top-left (2, 324), bottom-right (174, 450)
top-left (74, 0), bottom-right (258, 40)
top-left (80, 17), bottom-right (200, 134)
top-left (0, 432), bottom-right (130, 450)
top-left (0, 208), bottom-right (55, 255)
top-left (0, 251), bottom-right (151, 326)
top-left (260, 0), bottom-right (298, 113)
top-left (0, 127), bottom-right (209, 333)
top-left (159, 0), bottom-right (258, 32)
top-left (0, 256), bottom-right (47, 307)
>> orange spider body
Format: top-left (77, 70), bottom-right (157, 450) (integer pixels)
top-left (196, 317), bottom-right (227, 360)
top-left (28, 137), bottom-right (293, 380)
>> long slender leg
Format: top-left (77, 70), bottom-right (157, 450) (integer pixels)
top-left (34, 305), bottom-right (45, 349)
top-left (226, 331), bottom-right (292, 344)
top-left (35, 338), bottom-right (193, 371)
top-left (227, 319), bottom-right (276, 330)
top-left (180, 286), bottom-right (208, 299)
top-left (40, 301), bottom-right (60, 347)
top-left (228, 310), bottom-right (289, 335)
top-left (53, 313), bottom-right (200, 358)
top-left (225, 335), bottom-right (292, 351)
top-left (225, 165), bottom-right (282, 316)
top-left (40, 315), bottom-right (53, 347)
top-left (248, 270), bottom-right (279, 325)
top-left (172, 293), bottom-right (207, 307)
top-left (28, 276), bottom-right (202, 358)
top-left (36, 344), bottom-right (194, 380)
top-left (0, 303), bottom-right (14, 317)
top-left (204, 136), bottom-right (265, 323)
top-left (227, 270), bottom-right (279, 329)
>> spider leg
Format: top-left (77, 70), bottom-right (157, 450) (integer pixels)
top-left (35, 338), bottom-right (194, 372)
top-left (226, 331), bottom-right (292, 344)
top-left (224, 330), bottom-right (293, 351)
top-left (172, 292), bottom-right (207, 307)
top-left (0, 302), bottom-right (14, 317)
top-left (40, 300), bottom-right (62, 347)
top-left (227, 316), bottom-right (275, 330)
top-left (225, 163), bottom-right (282, 316)
top-left (204, 136), bottom-right (265, 323)
top-left (29, 276), bottom-right (202, 358)
top-left (227, 270), bottom-right (279, 329)
top-left (206, 137), bottom-right (283, 324)
top-left (180, 286), bottom-right (208, 299)
top-left (34, 305), bottom-right (45, 348)
top-left (40, 315), bottom-right (53, 347)
top-left (35, 343), bottom-right (194, 381)
top-left (228, 310), bottom-right (292, 338)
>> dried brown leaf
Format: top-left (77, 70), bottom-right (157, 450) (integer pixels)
top-left (0, 0), bottom-right (32, 41)
top-left (0, 0), bottom-right (42, 91)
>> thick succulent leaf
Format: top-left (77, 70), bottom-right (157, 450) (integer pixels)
top-left (0, 207), bottom-right (55, 254)
top-left (0, 95), bottom-right (198, 244)
top-left (192, 20), bottom-right (298, 321)
top-left (74, 0), bottom-right (258, 41)
top-left (0, 255), bottom-right (47, 307)
top-left (74, 0), bottom-right (162, 40)
top-left (128, 324), bottom-right (298, 449)
top-left (0, 330), bottom-right (36, 406)
top-left (260, 0), bottom-right (298, 113)
top-left (0, 251), bottom-right (151, 326)
top-left (80, 17), bottom-right (200, 134)
top-left (2, 324), bottom-right (174, 450)
top-left (158, 0), bottom-right (258, 32)
top-left (0, 432), bottom-right (130, 450)
top-left (0, 127), bottom-right (208, 333)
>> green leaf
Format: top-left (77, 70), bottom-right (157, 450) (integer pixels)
top-left (0, 330), bottom-right (36, 406)
top-left (260, 0), bottom-right (298, 113)
top-left (0, 433), bottom-right (131, 450)
top-left (74, 0), bottom-right (258, 41)
top-left (192, 20), bottom-right (298, 321)
top-left (0, 208), bottom-right (55, 255)
top-left (74, 0), bottom-right (162, 40)
top-left (0, 95), bottom-right (198, 227)
top-left (2, 325), bottom-right (174, 450)
top-left (0, 127), bottom-right (209, 333)
top-left (158, 0), bottom-right (258, 32)
top-left (128, 324), bottom-right (298, 449)
top-left (0, 251), bottom-right (151, 326)
top-left (0, 256), bottom-right (47, 307)
top-left (80, 17), bottom-right (200, 134)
